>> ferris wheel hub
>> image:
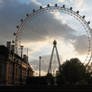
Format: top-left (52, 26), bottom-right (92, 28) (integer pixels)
top-left (53, 40), bottom-right (57, 46)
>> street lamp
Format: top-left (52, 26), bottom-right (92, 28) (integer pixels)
top-left (20, 45), bottom-right (24, 58)
top-left (39, 56), bottom-right (41, 77)
top-left (20, 45), bottom-right (24, 84)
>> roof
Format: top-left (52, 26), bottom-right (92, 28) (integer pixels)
top-left (0, 45), bottom-right (9, 58)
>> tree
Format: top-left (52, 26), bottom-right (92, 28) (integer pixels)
top-left (46, 73), bottom-right (54, 85)
top-left (56, 58), bottom-right (88, 85)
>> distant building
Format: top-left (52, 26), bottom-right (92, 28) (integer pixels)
top-left (0, 42), bottom-right (33, 86)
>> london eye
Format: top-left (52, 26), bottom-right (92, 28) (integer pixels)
top-left (14, 4), bottom-right (92, 72)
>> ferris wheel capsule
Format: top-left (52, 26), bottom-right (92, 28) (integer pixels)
top-left (26, 13), bottom-right (29, 17)
top-left (33, 9), bottom-right (36, 13)
top-left (20, 19), bottom-right (23, 22)
top-left (76, 11), bottom-right (79, 14)
top-left (70, 7), bottom-right (72, 10)
top-left (40, 6), bottom-right (43, 9)
top-left (16, 25), bottom-right (19, 29)
top-left (62, 5), bottom-right (65, 8)
top-left (82, 15), bottom-right (85, 19)
top-left (13, 32), bottom-right (16, 36)
top-left (88, 21), bottom-right (90, 24)
top-left (55, 4), bottom-right (58, 7)
top-left (47, 4), bottom-right (50, 7)
top-left (12, 40), bottom-right (15, 43)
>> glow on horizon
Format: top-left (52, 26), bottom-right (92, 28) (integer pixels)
top-left (22, 37), bottom-right (88, 62)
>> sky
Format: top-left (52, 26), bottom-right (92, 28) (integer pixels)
top-left (0, 0), bottom-right (92, 76)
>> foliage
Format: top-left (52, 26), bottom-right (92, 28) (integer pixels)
top-left (56, 58), bottom-right (91, 85)
top-left (46, 73), bottom-right (54, 85)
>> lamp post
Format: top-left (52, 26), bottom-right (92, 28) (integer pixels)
top-left (20, 45), bottom-right (24, 58)
top-left (20, 45), bottom-right (24, 84)
top-left (11, 41), bottom-right (15, 85)
top-left (39, 56), bottom-right (41, 77)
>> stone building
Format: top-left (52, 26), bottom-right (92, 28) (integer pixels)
top-left (0, 43), bottom-right (33, 86)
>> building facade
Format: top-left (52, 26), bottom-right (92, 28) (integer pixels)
top-left (0, 44), bottom-right (33, 86)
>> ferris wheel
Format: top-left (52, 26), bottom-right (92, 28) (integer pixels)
top-left (14, 4), bottom-right (92, 68)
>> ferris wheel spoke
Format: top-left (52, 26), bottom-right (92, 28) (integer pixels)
top-left (14, 4), bottom-right (92, 68)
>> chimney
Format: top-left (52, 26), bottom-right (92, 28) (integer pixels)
top-left (23, 55), bottom-right (28, 62)
top-left (11, 45), bottom-right (15, 53)
top-left (7, 41), bottom-right (11, 51)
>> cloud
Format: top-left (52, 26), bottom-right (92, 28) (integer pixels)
top-left (69, 0), bottom-right (84, 8)
top-left (73, 35), bottom-right (89, 55)
top-left (0, 0), bottom-right (40, 44)
top-left (0, 0), bottom-right (91, 75)
top-left (20, 12), bottom-right (75, 42)
top-left (77, 0), bottom-right (84, 8)
top-left (20, 12), bottom-right (90, 55)
top-left (57, 0), bottom-right (84, 8)
top-left (0, 0), bottom-right (91, 59)
top-left (0, 0), bottom-right (3, 4)
top-left (30, 55), bottom-right (61, 74)
top-left (58, 0), bottom-right (65, 3)
top-left (31, 0), bottom-right (41, 5)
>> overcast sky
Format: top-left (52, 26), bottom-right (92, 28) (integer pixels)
top-left (0, 0), bottom-right (92, 75)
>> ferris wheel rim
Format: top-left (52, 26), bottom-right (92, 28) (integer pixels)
top-left (15, 4), bottom-right (92, 66)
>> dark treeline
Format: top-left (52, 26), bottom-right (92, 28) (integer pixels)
top-left (26, 58), bottom-right (92, 87)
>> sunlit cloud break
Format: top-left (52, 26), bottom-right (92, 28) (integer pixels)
top-left (31, 0), bottom-right (41, 5)
top-left (58, 0), bottom-right (65, 3)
